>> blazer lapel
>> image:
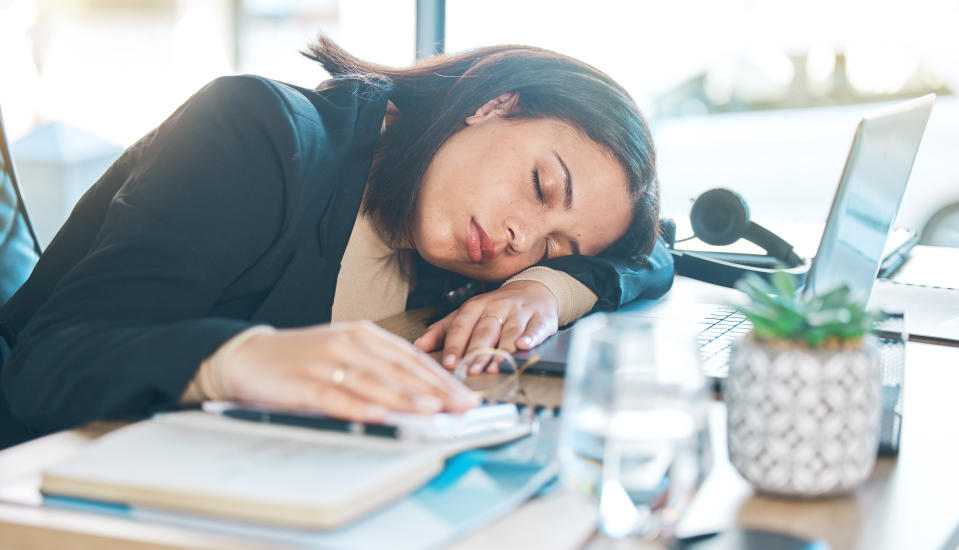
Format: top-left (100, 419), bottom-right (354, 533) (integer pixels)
top-left (249, 81), bottom-right (385, 328)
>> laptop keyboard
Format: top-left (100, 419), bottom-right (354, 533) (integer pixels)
top-left (698, 306), bottom-right (752, 378)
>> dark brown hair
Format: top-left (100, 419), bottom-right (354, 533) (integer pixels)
top-left (302, 37), bottom-right (659, 262)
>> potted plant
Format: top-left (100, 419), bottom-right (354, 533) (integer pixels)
top-left (725, 272), bottom-right (882, 497)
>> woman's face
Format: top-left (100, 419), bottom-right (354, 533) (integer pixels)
top-left (409, 95), bottom-right (633, 282)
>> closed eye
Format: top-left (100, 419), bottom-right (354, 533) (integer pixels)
top-left (533, 168), bottom-right (551, 262)
top-left (532, 168), bottom-right (545, 203)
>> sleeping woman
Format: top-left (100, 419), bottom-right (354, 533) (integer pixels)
top-left (0, 38), bottom-right (673, 448)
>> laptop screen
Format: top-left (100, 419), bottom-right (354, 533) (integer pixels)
top-left (805, 94), bottom-right (935, 301)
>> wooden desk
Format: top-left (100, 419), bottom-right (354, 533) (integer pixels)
top-left (1, 278), bottom-right (958, 550)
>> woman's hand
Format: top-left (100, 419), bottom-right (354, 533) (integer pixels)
top-left (413, 281), bottom-right (560, 374)
top-left (224, 321), bottom-right (479, 422)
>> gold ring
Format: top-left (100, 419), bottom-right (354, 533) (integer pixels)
top-left (479, 313), bottom-right (505, 326)
top-left (332, 368), bottom-right (346, 385)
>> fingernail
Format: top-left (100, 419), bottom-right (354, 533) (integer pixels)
top-left (415, 395), bottom-right (443, 414)
top-left (443, 354), bottom-right (457, 367)
top-left (470, 363), bottom-right (483, 375)
top-left (520, 336), bottom-right (532, 345)
top-left (456, 392), bottom-right (481, 408)
top-left (365, 404), bottom-right (389, 422)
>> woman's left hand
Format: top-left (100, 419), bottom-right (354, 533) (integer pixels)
top-left (413, 281), bottom-right (559, 374)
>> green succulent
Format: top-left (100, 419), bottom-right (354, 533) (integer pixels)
top-left (734, 271), bottom-right (879, 348)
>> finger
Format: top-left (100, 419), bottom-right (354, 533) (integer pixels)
top-left (516, 312), bottom-right (556, 350)
top-left (463, 312), bottom-right (511, 375)
top-left (307, 359), bottom-right (442, 415)
top-left (497, 310), bottom-right (534, 355)
top-left (478, 310), bottom-right (534, 375)
top-left (346, 322), bottom-right (478, 410)
top-left (439, 305), bottom-right (486, 370)
top-left (293, 382), bottom-right (390, 423)
top-left (413, 316), bottom-right (452, 352)
top-left (461, 351), bottom-right (497, 375)
top-left (362, 324), bottom-right (474, 396)
top-left (358, 341), bottom-right (472, 411)
top-left (349, 321), bottom-right (455, 383)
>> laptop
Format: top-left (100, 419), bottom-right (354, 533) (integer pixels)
top-left (515, 93), bottom-right (937, 381)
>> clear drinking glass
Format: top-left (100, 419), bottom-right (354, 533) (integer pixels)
top-left (558, 314), bottom-right (712, 541)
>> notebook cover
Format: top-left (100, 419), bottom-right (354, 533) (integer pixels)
top-left (44, 450), bottom-right (559, 550)
top-left (41, 411), bottom-right (529, 529)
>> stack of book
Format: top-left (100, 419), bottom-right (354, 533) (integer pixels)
top-left (41, 405), bottom-right (558, 549)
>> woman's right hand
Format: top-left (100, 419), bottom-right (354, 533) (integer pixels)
top-left (223, 321), bottom-right (480, 422)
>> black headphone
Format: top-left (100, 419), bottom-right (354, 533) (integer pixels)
top-left (666, 188), bottom-right (807, 288)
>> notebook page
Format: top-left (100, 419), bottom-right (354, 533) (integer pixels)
top-left (42, 410), bottom-right (531, 528)
top-left (43, 414), bottom-right (436, 508)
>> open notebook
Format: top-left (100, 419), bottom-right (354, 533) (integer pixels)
top-left (41, 410), bottom-right (530, 530)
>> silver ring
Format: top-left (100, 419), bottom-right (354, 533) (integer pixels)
top-left (479, 313), bottom-right (505, 326)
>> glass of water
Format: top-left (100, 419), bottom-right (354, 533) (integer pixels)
top-left (558, 314), bottom-right (711, 540)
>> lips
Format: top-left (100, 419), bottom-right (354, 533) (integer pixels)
top-left (468, 218), bottom-right (495, 264)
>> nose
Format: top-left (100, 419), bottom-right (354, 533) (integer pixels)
top-left (504, 215), bottom-right (538, 254)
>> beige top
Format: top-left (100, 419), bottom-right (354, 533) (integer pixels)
top-left (329, 206), bottom-right (412, 324)
top-left (180, 211), bottom-right (598, 403)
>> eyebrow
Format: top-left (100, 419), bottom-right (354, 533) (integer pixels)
top-left (554, 151), bottom-right (573, 209)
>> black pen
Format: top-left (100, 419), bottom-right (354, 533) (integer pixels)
top-left (202, 401), bottom-right (399, 438)
top-left (201, 401), bottom-right (521, 442)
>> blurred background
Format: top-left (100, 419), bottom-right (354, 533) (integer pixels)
top-left (2, 0), bottom-right (957, 247)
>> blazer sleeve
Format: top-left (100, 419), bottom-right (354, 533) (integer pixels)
top-left (1, 75), bottom-right (298, 433)
top-left (540, 236), bottom-right (675, 311)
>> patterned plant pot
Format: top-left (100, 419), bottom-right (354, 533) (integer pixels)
top-left (725, 336), bottom-right (881, 497)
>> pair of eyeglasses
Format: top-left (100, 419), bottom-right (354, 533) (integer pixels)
top-left (453, 348), bottom-right (541, 403)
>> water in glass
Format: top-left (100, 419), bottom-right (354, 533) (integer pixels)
top-left (559, 314), bottom-right (711, 540)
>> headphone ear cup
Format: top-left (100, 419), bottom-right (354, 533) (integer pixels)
top-left (690, 188), bottom-right (751, 246)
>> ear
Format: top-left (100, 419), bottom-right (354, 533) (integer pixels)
top-left (464, 92), bottom-right (520, 125)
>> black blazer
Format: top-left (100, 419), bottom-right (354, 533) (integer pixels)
top-left (0, 75), bottom-right (673, 447)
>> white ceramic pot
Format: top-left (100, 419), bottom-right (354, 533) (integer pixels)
top-left (725, 336), bottom-right (881, 497)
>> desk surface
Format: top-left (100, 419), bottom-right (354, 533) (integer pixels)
top-left (1, 278), bottom-right (958, 550)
